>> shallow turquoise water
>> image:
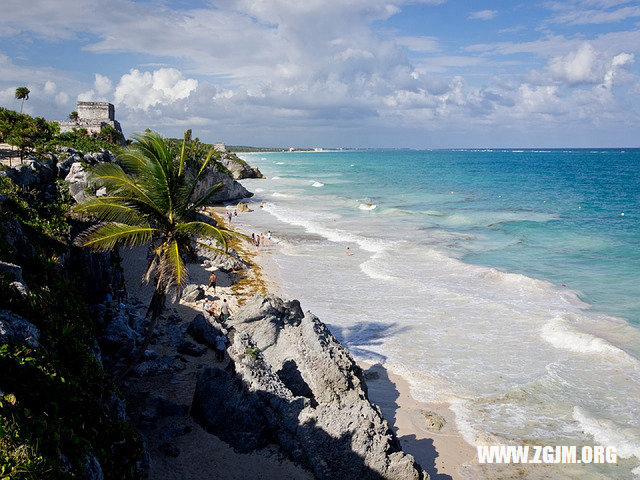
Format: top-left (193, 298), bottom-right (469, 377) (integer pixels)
top-left (236, 149), bottom-right (640, 479)
top-left (252, 148), bottom-right (640, 323)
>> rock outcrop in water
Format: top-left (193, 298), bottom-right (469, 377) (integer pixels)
top-left (191, 295), bottom-right (426, 480)
top-left (218, 152), bottom-right (264, 180)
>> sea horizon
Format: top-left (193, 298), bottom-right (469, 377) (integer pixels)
top-left (236, 147), bottom-right (640, 478)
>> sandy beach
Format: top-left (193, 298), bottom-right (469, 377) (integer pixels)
top-left (117, 203), bottom-right (479, 478)
top-left (209, 203), bottom-right (479, 479)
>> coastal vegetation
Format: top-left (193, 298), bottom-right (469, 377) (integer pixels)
top-left (0, 107), bottom-right (122, 164)
top-left (0, 175), bottom-right (143, 478)
top-left (73, 130), bottom-right (237, 375)
top-left (14, 87), bottom-right (29, 114)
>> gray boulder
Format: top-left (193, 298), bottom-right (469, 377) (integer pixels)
top-left (177, 340), bottom-right (207, 357)
top-left (0, 310), bottom-right (40, 348)
top-left (181, 284), bottom-right (205, 303)
top-left (134, 354), bottom-right (184, 377)
top-left (218, 154), bottom-right (264, 180)
top-left (192, 366), bottom-right (271, 452)
top-left (192, 295), bottom-right (426, 480)
top-left (0, 261), bottom-right (24, 283)
top-left (186, 313), bottom-right (224, 347)
top-left (191, 165), bottom-right (252, 204)
top-left (100, 309), bottom-right (139, 357)
top-left (0, 159), bottom-right (54, 187)
top-left (196, 242), bottom-right (249, 272)
top-left (65, 162), bottom-right (92, 203)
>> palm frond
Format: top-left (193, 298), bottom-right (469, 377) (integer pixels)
top-left (178, 130), bottom-right (189, 178)
top-left (74, 223), bottom-right (157, 251)
top-left (73, 197), bottom-right (148, 225)
top-left (184, 182), bottom-right (224, 215)
top-left (90, 163), bottom-right (162, 214)
top-left (175, 221), bottom-right (230, 251)
top-left (195, 240), bottom-right (229, 256)
top-left (181, 147), bottom-right (218, 208)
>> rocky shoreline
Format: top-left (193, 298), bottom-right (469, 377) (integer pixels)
top-left (1, 148), bottom-right (432, 479)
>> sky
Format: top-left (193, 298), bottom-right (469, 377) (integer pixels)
top-left (1, 0), bottom-right (639, 148)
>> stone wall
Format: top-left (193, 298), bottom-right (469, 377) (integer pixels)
top-left (59, 101), bottom-right (124, 143)
top-left (77, 102), bottom-right (114, 121)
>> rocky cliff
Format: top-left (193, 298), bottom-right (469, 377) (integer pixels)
top-left (217, 152), bottom-right (264, 180)
top-left (191, 295), bottom-right (427, 480)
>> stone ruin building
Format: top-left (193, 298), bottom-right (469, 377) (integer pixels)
top-left (59, 101), bottom-right (124, 142)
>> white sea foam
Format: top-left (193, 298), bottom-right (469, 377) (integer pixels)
top-left (542, 316), bottom-right (640, 367)
top-left (254, 188), bottom-right (265, 193)
top-left (311, 181), bottom-right (325, 187)
top-left (359, 203), bottom-right (377, 211)
top-left (272, 192), bottom-right (291, 198)
top-left (359, 250), bottom-right (397, 281)
top-left (573, 407), bottom-right (640, 464)
top-left (262, 203), bottom-right (389, 253)
top-left (443, 211), bottom-right (558, 227)
top-left (271, 176), bottom-right (281, 180)
top-left (276, 161), bottom-right (285, 165)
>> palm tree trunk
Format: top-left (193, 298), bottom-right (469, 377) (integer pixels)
top-left (20, 98), bottom-right (24, 113)
top-left (116, 289), bottom-right (166, 381)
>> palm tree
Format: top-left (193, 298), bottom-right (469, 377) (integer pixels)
top-left (15, 87), bottom-right (30, 113)
top-left (74, 130), bottom-right (235, 376)
top-left (69, 111), bottom-right (79, 122)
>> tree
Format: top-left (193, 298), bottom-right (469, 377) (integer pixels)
top-left (73, 130), bottom-right (235, 377)
top-left (69, 111), bottom-right (79, 122)
top-left (15, 87), bottom-right (30, 113)
top-left (98, 124), bottom-right (123, 145)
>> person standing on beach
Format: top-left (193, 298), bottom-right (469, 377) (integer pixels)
top-left (208, 271), bottom-right (217, 294)
top-left (221, 298), bottom-right (231, 321)
top-left (214, 331), bottom-right (228, 362)
top-left (346, 246), bottom-right (350, 256)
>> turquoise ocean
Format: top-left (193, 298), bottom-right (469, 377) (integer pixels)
top-left (236, 149), bottom-right (640, 478)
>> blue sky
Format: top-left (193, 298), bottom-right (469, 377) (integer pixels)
top-left (1, 0), bottom-right (639, 147)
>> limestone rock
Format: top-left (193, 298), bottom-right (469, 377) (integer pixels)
top-left (0, 261), bottom-right (24, 283)
top-left (81, 454), bottom-right (104, 480)
top-left (177, 340), bottom-right (207, 357)
top-left (181, 284), bottom-right (205, 303)
top-left (100, 309), bottom-right (139, 359)
top-left (0, 159), bottom-right (54, 187)
top-left (65, 162), bottom-right (92, 203)
top-left (236, 202), bottom-right (253, 213)
top-left (195, 241), bottom-right (249, 272)
top-left (218, 154), bottom-right (264, 180)
top-left (421, 411), bottom-right (446, 432)
top-left (192, 295), bottom-right (426, 480)
top-left (0, 310), bottom-right (40, 348)
top-left (133, 354), bottom-right (184, 377)
top-left (191, 366), bottom-right (271, 452)
top-left (191, 165), bottom-right (252, 204)
top-left (187, 313), bottom-right (224, 347)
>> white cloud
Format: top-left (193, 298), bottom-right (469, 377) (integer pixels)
top-left (55, 91), bottom-right (70, 106)
top-left (549, 43), bottom-right (635, 86)
top-left (396, 36), bottom-right (439, 52)
top-left (549, 43), bottom-right (600, 84)
top-left (44, 80), bottom-right (56, 95)
top-left (114, 68), bottom-right (198, 111)
top-left (468, 10), bottom-right (497, 20)
top-left (600, 52), bottom-right (635, 90)
top-left (94, 73), bottom-right (112, 96)
top-left (547, 2), bottom-right (640, 25)
top-left (0, 0), bottom-right (638, 146)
